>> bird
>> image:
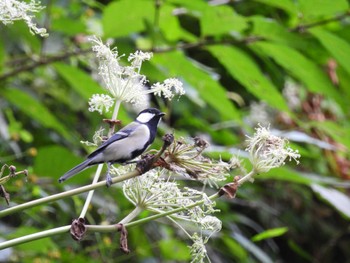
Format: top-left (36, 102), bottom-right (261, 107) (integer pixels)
top-left (59, 108), bottom-right (165, 186)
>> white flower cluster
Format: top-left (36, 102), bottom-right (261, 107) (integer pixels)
top-left (123, 171), bottom-right (218, 223)
top-left (123, 171), bottom-right (221, 262)
top-left (150, 78), bottom-right (185, 100)
top-left (189, 233), bottom-right (209, 263)
top-left (88, 36), bottom-right (185, 114)
top-left (246, 124), bottom-right (300, 173)
top-left (0, 0), bottom-right (48, 37)
top-left (80, 127), bottom-right (105, 147)
top-left (88, 94), bottom-right (114, 114)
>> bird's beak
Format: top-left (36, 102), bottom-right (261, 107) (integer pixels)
top-left (159, 112), bottom-right (166, 117)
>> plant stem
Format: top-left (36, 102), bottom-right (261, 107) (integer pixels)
top-left (79, 164), bottom-right (104, 218)
top-left (79, 99), bottom-right (121, 219)
top-left (118, 206), bottom-right (144, 225)
top-left (237, 170), bottom-right (256, 185)
top-left (0, 170), bottom-right (140, 218)
top-left (0, 226), bottom-right (70, 250)
top-left (87, 191), bottom-right (221, 231)
top-left (0, 191), bottom-right (221, 249)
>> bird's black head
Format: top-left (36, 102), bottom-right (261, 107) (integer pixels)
top-left (136, 108), bottom-right (165, 124)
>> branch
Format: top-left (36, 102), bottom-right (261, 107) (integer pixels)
top-left (0, 48), bottom-right (92, 81)
top-left (290, 11), bottom-right (350, 32)
top-left (149, 11), bottom-right (350, 53)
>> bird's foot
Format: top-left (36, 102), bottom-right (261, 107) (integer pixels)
top-left (106, 173), bottom-right (113, 187)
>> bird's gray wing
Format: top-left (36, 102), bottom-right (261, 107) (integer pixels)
top-left (87, 122), bottom-right (138, 159)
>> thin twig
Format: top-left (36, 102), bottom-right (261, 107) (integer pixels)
top-left (1, 12), bottom-right (348, 81)
top-left (149, 11), bottom-right (350, 53)
top-left (0, 48), bottom-right (92, 81)
top-left (290, 11), bottom-right (350, 32)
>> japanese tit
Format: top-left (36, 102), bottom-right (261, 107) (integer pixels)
top-left (59, 108), bottom-right (165, 186)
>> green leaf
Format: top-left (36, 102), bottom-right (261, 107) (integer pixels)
top-left (9, 227), bottom-right (57, 253)
top-left (102, 0), bottom-right (154, 38)
top-left (0, 37), bottom-right (5, 73)
top-left (151, 51), bottom-right (240, 121)
top-left (222, 237), bottom-right (248, 260)
top-left (54, 63), bottom-right (101, 100)
top-left (311, 184), bottom-right (350, 219)
top-left (208, 45), bottom-right (289, 112)
top-left (251, 42), bottom-right (343, 105)
top-left (159, 239), bottom-right (191, 261)
top-left (310, 28), bottom-right (350, 77)
top-left (258, 167), bottom-right (313, 185)
top-left (310, 120), bottom-right (350, 149)
top-left (201, 5), bottom-right (248, 37)
top-left (233, 232), bottom-right (273, 263)
top-left (253, 0), bottom-right (297, 15)
top-left (167, 0), bottom-right (209, 10)
top-left (298, 0), bottom-right (349, 21)
top-left (34, 145), bottom-right (86, 179)
top-left (252, 227), bottom-right (289, 242)
top-left (51, 17), bottom-right (86, 36)
top-left (159, 4), bottom-right (197, 42)
top-left (1, 88), bottom-right (70, 139)
top-left (249, 16), bottom-right (303, 48)
top-left (288, 240), bottom-right (313, 261)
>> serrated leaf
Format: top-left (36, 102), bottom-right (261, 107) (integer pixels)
top-left (311, 184), bottom-right (350, 219)
top-left (252, 227), bottom-right (289, 242)
top-left (2, 88), bottom-right (70, 139)
top-left (102, 0), bottom-right (154, 38)
top-left (151, 51), bottom-right (240, 121)
top-left (208, 45), bottom-right (289, 112)
top-left (201, 5), bottom-right (248, 37)
top-left (310, 28), bottom-right (350, 77)
top-left (251, 42), bottom-right (343, 104)
top-left (54, 63), bottom-right (101, 100)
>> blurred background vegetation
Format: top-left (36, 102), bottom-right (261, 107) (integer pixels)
top-left (1, 0), bottom-right (350, 262)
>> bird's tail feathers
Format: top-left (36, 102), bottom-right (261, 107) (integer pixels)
top-left (59, 158), bottom-right (93, 183)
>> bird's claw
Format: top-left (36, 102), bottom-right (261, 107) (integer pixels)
top-left (106, 173), bottom-right (113, 187)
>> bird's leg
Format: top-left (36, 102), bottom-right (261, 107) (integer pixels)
top-left (106, 162), bottom-right (113, 187)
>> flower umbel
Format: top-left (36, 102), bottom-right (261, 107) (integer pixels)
top-left (189, 233), bottom-right (210, 263)
top-left (149, 78), bottom-right (185, 100)
top-left (246, 124), bottom-right (300, 174)
top-left (122, 171), bottom-right (218, 222)
top-left (88, 94), bottom-right (114, 114)
top-left (89, 37), bottom-right (185, 112)
top-left (0, 0), bottom-right (48, 37)
top-left (163, 137), bottom-right (237, 187)
top-left (128, 50), bottom-right (153, 71)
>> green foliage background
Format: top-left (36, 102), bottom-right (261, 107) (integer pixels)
top-left (1, 0), bottom-right (350, 262)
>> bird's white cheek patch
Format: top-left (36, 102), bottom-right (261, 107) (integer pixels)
top-left (136, 112), bottom-right (155, 123)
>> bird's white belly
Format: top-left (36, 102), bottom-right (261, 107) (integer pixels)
top-left (102, 125), bottom-right (150, 162)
